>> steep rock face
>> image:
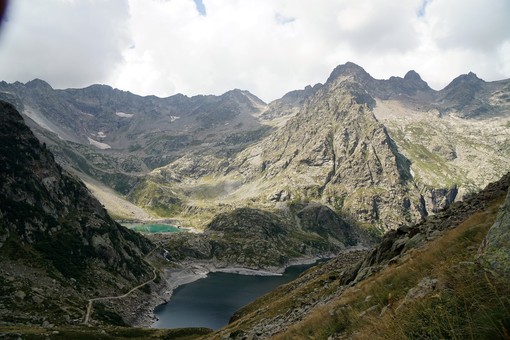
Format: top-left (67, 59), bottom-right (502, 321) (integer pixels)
top-left (345, 172), bottom-right (509, 286)
top-left (235, 67), bottom-right (424, 230)
top-left (0, 101), bottom-right (154, 325)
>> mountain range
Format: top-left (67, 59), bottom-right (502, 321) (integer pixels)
top-left (0, 62), bottom-right (510, 338)
top-left (2, 62), bottom-right (509, 233)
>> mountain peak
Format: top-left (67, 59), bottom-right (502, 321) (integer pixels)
top-left (443, 71), bottom-right (485, 93)
top-left (404, 70), bottom-right (422, 81)
top-left (401, 70), bottom-right (431, 91)
top-left (222, 88), bottom-right (266, 106)
top-left (327, 62), bottom-right (372, 84)
top-left (25, 78), bottom-right (53, 90)
top-left (467, 71), bottom-right (479, 78)
top-left (450, 72), bottom-right (484, 85)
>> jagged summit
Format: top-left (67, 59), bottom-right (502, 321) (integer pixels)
top-left (326, 62), bottom-right (373, 84)
top-left (443, 71), bottom-right (485, 91)
top-left (385, 70), bottom-right (432, 97)
top-left (404, 70), bottom-right (421, 80)
top-left (325, 63), bottom-right (434, 101)
top-left (260, 83), bottom-right (322, 120)
top-left (25, 78), bottom-right (53, 90)
top-left (403, 70), bottom-right (430, 89)
top-left (436, 71), bottom-right (493, 117)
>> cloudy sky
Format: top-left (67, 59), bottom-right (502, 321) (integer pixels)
top-left (0, 0), bottom-right (508, 102)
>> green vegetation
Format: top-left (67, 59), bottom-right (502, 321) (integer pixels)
top-left (389, 127), bottom-right (462, 188)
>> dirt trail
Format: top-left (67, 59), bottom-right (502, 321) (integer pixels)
top-left (83, 247), bottom-right (159, 324)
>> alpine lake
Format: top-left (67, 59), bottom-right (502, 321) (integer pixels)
top-left (151, 263), bottom-right (316, 330)
top-left (124, 222), bottom-right (316, 330)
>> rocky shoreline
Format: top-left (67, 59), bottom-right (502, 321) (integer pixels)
top-left (130, 247), bottom-right (367, 328)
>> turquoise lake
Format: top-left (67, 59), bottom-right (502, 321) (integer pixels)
top-left (126, 223), bottom-right (183, 233)
top-left (151, 263), bottom-right (315, 330)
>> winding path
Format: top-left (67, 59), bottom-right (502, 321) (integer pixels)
top-left (83, 246), bottom-right (159, 324)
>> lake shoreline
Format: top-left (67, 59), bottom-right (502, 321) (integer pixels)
top-left (130, 255), bottom-right (330, 328)
top-left (132, 248), bottom-right (367, 328)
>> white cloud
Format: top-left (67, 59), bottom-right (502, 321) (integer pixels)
top-left (0, 0), bottom-right (130, 88)
top-left (0, 0), bottom-right (508, 101)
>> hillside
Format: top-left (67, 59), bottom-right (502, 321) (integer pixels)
top-left (0, 101), bottom-right (155, 327)
top-left (212, 172), bottom-right (510, 339)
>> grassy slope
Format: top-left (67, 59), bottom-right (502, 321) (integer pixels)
top-left (274, 194), bottom-right (510, 339)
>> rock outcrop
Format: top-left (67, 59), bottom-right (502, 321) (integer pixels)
top-left (158, 204), bottom-right (373, 270)
top-left (479, 187), bottom-right (510, 277)
top-left (260, 83), bottom-right (322, 120)
top-left (343, 172), bottom-right (509, 286)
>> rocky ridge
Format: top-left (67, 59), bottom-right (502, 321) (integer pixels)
top-left (479, 184), bottom-right (510, 277)
top-left (227, 66), bottom-right (425, 230)
top-left (1, 64), bottom-right (509, 233)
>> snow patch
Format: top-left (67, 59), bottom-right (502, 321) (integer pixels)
top-left (116, 112), bottom-right (134, 118)
top-left (97, 131), bottom-right (106, 138)
top-left (88, 137), bottom-right (111, 150)
top-left (170, 116), bottom-right (180, 122)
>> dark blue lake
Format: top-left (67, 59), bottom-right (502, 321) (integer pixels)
top-left (151, 263), bottom-right (315, 330)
